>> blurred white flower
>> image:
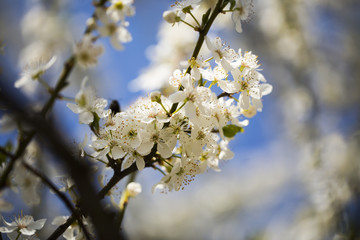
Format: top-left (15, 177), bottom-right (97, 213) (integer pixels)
top-left (232, 0), bottom-right (253, 33)
top-left (12, 163), bottom-right (41, 206)
top-left (0, 114), bottom-right (17, 132)
top-left (172, 0), bottom-right (201, 20)
top-left (107, 0), bottom-right (135, 22)
top-left (15, 56), bottom-right (56, 88)
top-left (163, 10), bottom-right (179, 24)
top-left (66, 77), bottom-right (110, 124)
top-left (74, 35), bottom-right (104, 68)
top-left (52, 216), bottom-right (89, 240)
top-left (96, 8), bottom-right (132, 50)
top-left (0, 215), bottom-right (46, 240)
top-left (126, 182), bottom-right (142, 198)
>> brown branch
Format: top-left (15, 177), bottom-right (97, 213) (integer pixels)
top-left (217, 92), bottom-right (233, 99)
top-left (22, 161), bottom-right (92, 240)
top-left (0, 146), bottom-right (13, 158)
top-left (49, 150), bottom-right (156, 240)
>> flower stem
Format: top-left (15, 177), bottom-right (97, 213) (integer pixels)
top-left (37, 76), bottom-right (52, 92)
top-left (159, 102), bottom-right (170, 116)
top-left (169, 0), bottom-right (227, 115)
top-left (180, 19), bottom-right (197, 29)
top-left (205, 57), bottom-right (214, 62)
top-left (163, 159), bottom-right (174, 167)
top-left (152, 165), bottom-right (166, 175)
top-left (171, 101), bottom-right (187, 115)
top-left (189, 11), bottom-right (201, 27)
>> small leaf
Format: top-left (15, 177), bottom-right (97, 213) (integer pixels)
top-left (229, 0), bottom-right (236, 10)
top-left (90, 112), bottom-right (100, 135)
top-left (223, 124), bottom-right (244, 138)
top-left (201, 8), bottom-right (212, 27)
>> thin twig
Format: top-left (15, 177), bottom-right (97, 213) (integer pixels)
top-left (169, 0), bottom-right (227, 115)
top-left (47, 159), bottom-right (148, 239)
top-left (22, 161), bottom-right (92, 240)
top-left (0, 147), bottom-right (13, 158)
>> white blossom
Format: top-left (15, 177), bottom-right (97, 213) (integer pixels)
top-left (52, 216), bottom-right (89, 240)
top-left (232, 0), bottom-right (253, 33)
top-left (0, 215), bottom-right (46, 240)
top-left (15, 56), bottom-right (56, 88)
top-left (106, 0), bottom-right (135, 23)
top-left (66, 77), bottom-right (110, 124)
top-left (74, 35), bottom-right (104, 68)
top-left (96, 8), bottom-right (132, 50)
top-left (126, 182), bottom-right (141, 197)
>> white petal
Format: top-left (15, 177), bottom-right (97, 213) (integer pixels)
top-left (169, 91), bottom-right (186, 103)
top-left (79, 111), bottom-right (94, 124)
top-left (136, 141), bottom-right (153, 156)
top-left (44, 56), bottom-right (57, 70)
top-left (184, 103), bottom-right (197, 121)
top-left (14, 76), bottom-right (31, 88)
top-left (205, 36), bottom-right (214, 52)
top-left (135, 156), bottom-right (145, 171)
top-left (20, 228), bottom-right (36, 236)
top-left (240, 93), bottom-right (250, 109)
top-left (219, 149), bottom-right (234, 160)
top-left (218, 80), bottom-right (240, 93)
top-left (191, 67), bottom-right (200, 80)
top-left (252, 98), bottom-right (263, 111)
top-left (0, 226), bottom-right (16, 233)
top-left (66, 103), bottom-right (82, 114)
top-left (260, 83), bottom-right (273, 96)
top-left (2, 218), bottom-right (17, 227)
top-left (220, 59), bottom-right (233, 72)
top-left (51, 216), bottom-right (68, 226)
top-left (110, 35), bottom-right (124, 50)
top-left (130, 135), bottom-right (142, 149)
top-left (157, 142), bottom-right (172, 158)
top-left (123, 155), bottom-right (134, 169)
top-left (111, 146), bottom-right (126, 159)
top-left (92, 147), bottom-right (110, 158)
top-left (91, 139), bottom-right (108, 149)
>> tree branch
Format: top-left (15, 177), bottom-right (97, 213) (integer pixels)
top-left (169, 0), bottom-right (227, 114)
top-left (22, 161), bottom-right (92, 240)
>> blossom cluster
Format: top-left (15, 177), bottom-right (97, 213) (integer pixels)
top-left (1, 1), bottom-right (272, 238)
top-left (68, 33), bottom-right (272, 192)
top-left (75, 0), bottom-right (135, 67)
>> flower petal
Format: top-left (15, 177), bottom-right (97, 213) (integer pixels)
top-left (79, 111), bottom-right (94, 124)
top-left (135, 156), bottom-right (145, 171)
top-left (111, 146), bottom-right (126, 159)
top-left (66, 103), bottom-right (82, 114)
top-left (27, 218), bottom-right (46, 230)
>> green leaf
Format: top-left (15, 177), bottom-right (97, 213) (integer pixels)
top-left (229, 0), bottom-right (236, 10)
top-left (201, 8), bottom-right (211, 27)
top-left (222, 124), bottom-right (244, 138)
top-left (90, 112), bottom-right (100, 135)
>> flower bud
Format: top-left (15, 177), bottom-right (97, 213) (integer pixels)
top-left (242, 105), bottom-right (257, 118)
top-left (163, 10), bottom-right (179, 24)
top-left (86, 17), bottom-right (96, 30)
top-left (126, 182), bottom-right (141, 198)
top-left (150, 91), bottom-right (162, 103)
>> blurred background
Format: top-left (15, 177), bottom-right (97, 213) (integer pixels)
top-left (1, 0), bottom-right (360, 239)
